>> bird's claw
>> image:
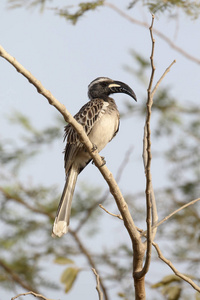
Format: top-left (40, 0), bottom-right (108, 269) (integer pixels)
top-left (91, 143), bottom-right (98, 152)
top-left (100, 156), bottom-right (106, 167)
top-left (92, 156), bottom-right (106, 167)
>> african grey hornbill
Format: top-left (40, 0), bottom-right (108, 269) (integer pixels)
top-left (52, 77), bottom-right (137, 237)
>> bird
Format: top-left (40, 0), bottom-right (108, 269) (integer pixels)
top-left (52, 77), bottom-right (137, 237)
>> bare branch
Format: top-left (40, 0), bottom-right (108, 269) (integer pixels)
top-left (92, 268), bottom-right (104, 300)
top-left (152, 60), bottom-right (176, 98)
top-left (139, 15), bottom-right (155, 279)
top-left (105, 2), bottom-right (200, 65)
top-left (11, 291), bottom-right (52, 300)
top-left (150, 197), bottom-right (200, 233)
top-left (0, 186), bottom-right (53, 219)
top-left (99, 204), bottom-right (145, 235)
top-left (0, 259), bottom-right (38, 294)
top-left (140, 17), bottom-right (177, 278)
top-left (0, 184), bottom-right (109, 299)
top-left (70, 230), bottom-right (109, 300)
top-left (0, 43), bottom-right (146, 299)
top-left (99, 203), bottom-right (123, 220)
top-left (0, 43), bottom-right (141, 249)
top-left (153, 242), bottom-right (200, 293)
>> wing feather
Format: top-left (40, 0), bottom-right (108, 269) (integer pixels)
top-left (63, 99), bottom-right (106, 173)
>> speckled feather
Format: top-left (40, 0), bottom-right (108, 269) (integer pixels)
top-left (63, 98), bottom-right (119, 174)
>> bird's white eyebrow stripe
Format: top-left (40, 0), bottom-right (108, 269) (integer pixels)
top-left (88, 77), bottom-right (111, 88)
top-left (108, 83), bottom-right (121, 88)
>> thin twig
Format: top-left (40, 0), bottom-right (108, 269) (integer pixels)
top-left (152, 59), bottom-right (176, 97)
top-left (11, 291), bottom-right (52, 300)
top-left (139, 14), bottom-right (155, 278)
top-left (0, 259), bottom-right (38, 294)
top-left (0, 184), bottom-right (109, 299)
top-left (92, 268), bottom-right (104, 300)
top-left (105, 2), bottom-right (200, 65)
top-left (141, 197), bottom-right (200, 236)
top-left (140, 16), bottom-right (177, 277)
top-left (71, 230), bottom-right (109, 300)
top-left (99, 204), bottom-right (144, 234)
top-left (99, 204), bottom-right (123, 220)
top-left (0, 187), bottom-right (53, 219)
top-left (153, 242), bottom-right (200, 293)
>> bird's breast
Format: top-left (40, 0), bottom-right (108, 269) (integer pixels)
top-left (88, 108), bottom-right (119, 152)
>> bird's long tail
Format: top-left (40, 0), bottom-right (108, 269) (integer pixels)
top-left (52, 164), bottom-right (79, 237)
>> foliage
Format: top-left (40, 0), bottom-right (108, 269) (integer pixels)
top-left (7, 0), bottom-right (200, 20)
top-left (128, 0), bottom-right (200, 18)
top-left (55, 0), bottom-right (105, 25)
top-left (7, 0), bottom-right (48, 12)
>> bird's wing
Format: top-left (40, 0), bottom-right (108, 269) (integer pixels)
top-left (63, 98), bottom-right (107, 174)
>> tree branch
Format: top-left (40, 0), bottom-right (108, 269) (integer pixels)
top-left (153, 242), bottom-right (200, 293)
top-left (139, 15), bottom-right (177, 280)
top-left (70, 229), bottom-right (109, 300)
top-left (105, 2), bottom-right (200, 65)
top-left (0, 186), bottom-right (53, 219)
top-left (0, 43), bottom-right (146, 299)
top-left (152, 59), bottom-right (176, 98)
top-left (0, 44), bottom-right (141, 246)
top-left (11, 291), bottom-right (52, 300)
top-left (0, 184), bottom-right (110, 300)
top-left (99, 204), bottom-right (145, 234)
top-left (99, 203), bottom-right (123, 220)
top-left (0, 259), bottom-right (38, 294)
top-left (141, 197), bottom-right (200, 235)
top-left (138, 15), bottom-right (155, 279)
top-left (92, 268), bottom-right (104, 300)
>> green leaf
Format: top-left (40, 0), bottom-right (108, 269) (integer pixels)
top-left (162, 285), bottom-right (181, 300)
top-left (151, 274), bottom-right (181, 288)
top-left (54, 257), bottom-right (74, 265)
top-left (61, 267), bottom-right (80, 293)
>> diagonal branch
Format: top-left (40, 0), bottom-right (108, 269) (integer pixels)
top-left (0, 259), bottom-right (38, 294)
top-left (139, 15), bottom-right (155, 278)
top-left (70, 229), bottom-right (109, 300)
top-left (153, 242), bottom-right (200, 293)
top-left (11, 291), bottom-right (52, 300)
top-left (0, 184), bottom-right (109, 300)
top-left (0, 44), bottom-right (140, 245)
top-left (99, 203), bottom-right (123, 220)
top-left (140, 197), bottom-right (200, 236)
top-left (152, 60), bottom-right (176, 97)
top-left (105, 2), bottom-right (200, 65)
top-left (92, 268), bottom-right (104, 300)
top-left (0, 44), bottom-right (144, 298)
top-left (140, 15), bottom-right (176, 279)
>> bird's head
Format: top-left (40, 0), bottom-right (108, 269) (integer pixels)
top-left (88, 77), bottom-right (137, 102)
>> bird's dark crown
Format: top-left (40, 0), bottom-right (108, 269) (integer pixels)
top-left (88, 77), bottom-right (137, 101)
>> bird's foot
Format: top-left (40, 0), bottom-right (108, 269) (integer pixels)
top-left (92, 156), bottom-right (106, 166)
top-left (100, 156), bottom-right (106, 167)
top-left (91, 143), bottom-right (98, 152)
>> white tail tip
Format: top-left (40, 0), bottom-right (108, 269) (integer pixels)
top-left (52, 219), bottom-right (69, 238)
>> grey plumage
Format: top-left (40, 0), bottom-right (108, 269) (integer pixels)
top-left (52, 77), bottom-right (137, 237)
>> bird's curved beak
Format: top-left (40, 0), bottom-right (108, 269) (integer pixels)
top-left (108, 81), bottom-right (137, 102)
